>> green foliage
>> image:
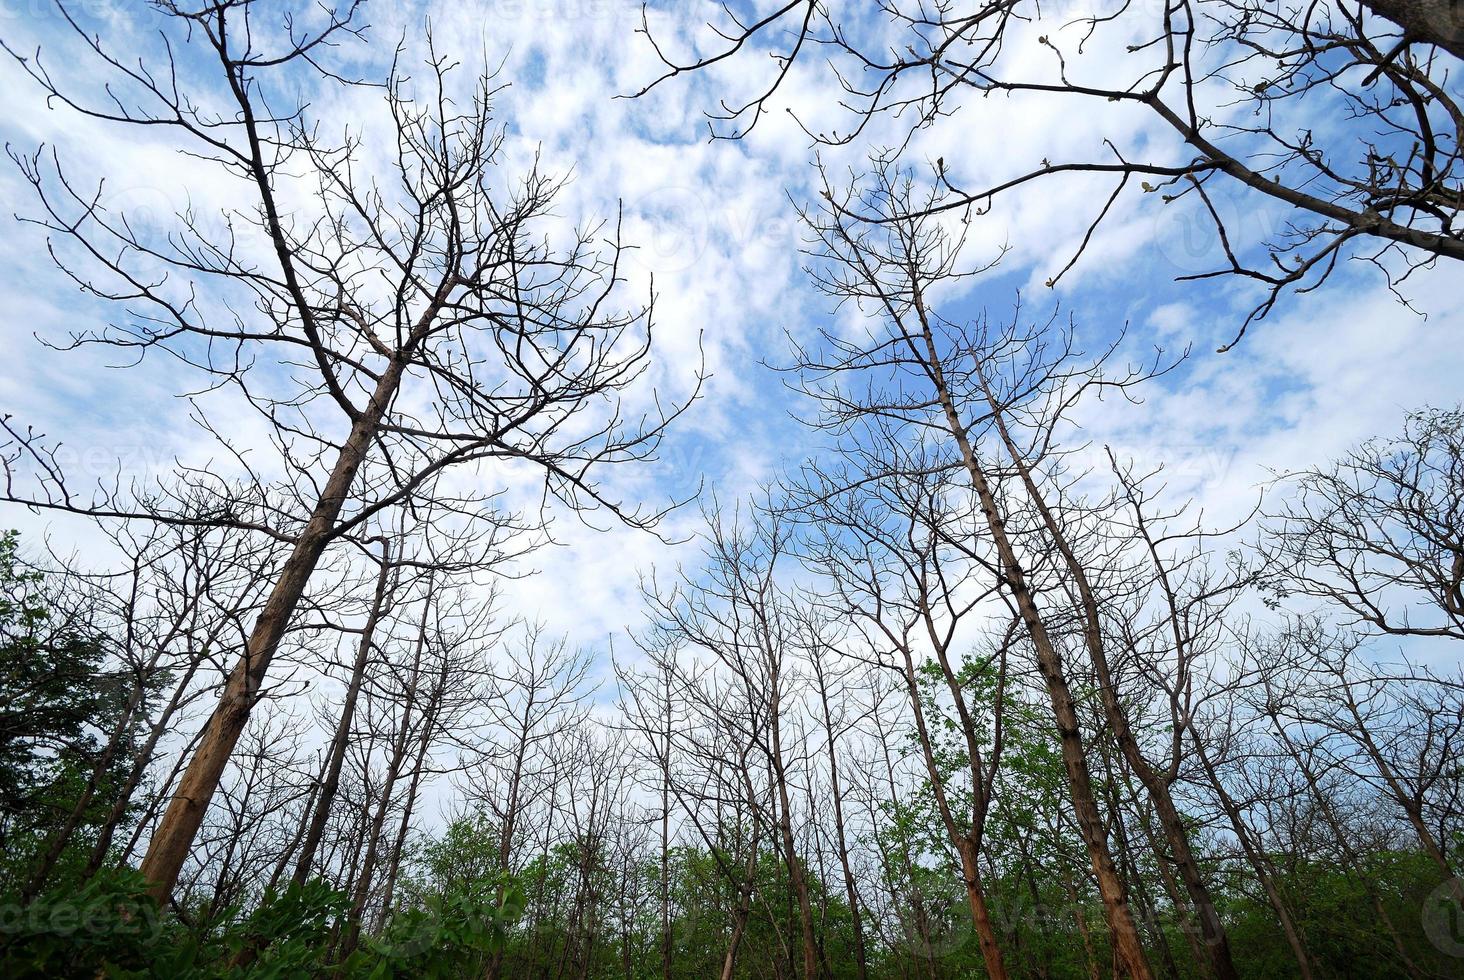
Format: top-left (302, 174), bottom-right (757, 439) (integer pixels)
top-left (0, 868), bottom-right (175, 978)
top-left (1225, 850), bottom-right (1455, 979)
top-left (356, 877), bottom-right (524, 979)
top-left (0, 867), bottom-right (527, 980)
top-left (0, 531), bottom-right (140, 889)
top-left (219, 879), bottom-right (351, 978)
top-left (347, 815), bottom-right (526, 978)
top-left (0, 871), bottom-right (348, 979)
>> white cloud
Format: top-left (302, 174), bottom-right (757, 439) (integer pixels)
top-left (2, 0), bottom-right (1458, 676)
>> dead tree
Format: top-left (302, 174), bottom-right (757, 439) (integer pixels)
top-left (1, 0), bottom-right (692, 901)
top-left (642, 503), bottom-right (823, 980)
top-left (790, 438), bottom-right (1015, 980)
top-left (1262, 406), bottom-right (1464, 641)
top-left (466, 624), bottom-right (595, 980)
top-left (795, 161), bottom-right (1155, 978)
top-left (798, 612), bottom-right (872, 980)
top-left (633, 0), bottom-right (1463, 342)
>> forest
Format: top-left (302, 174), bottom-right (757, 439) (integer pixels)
top-left (0, 1), bottom-right (1461, 978)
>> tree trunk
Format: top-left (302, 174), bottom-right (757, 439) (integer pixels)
top-left (661, 668), bottom-right (674, 980)
top-left (1059, 865), bottom-right (1103, 980)
top-left (986, 401), bottom-right (1237, 980)
top-left (910, 312), bottom-right (1152, 979)
top-left (138, 349), bottom-right (415, 902)
top-left (720, 828), bottom-right (762, 980)
top-left (484, 704), bottom-right (533, 980)
top-left (340, 706), bottom-right (414, 958)
top-left (771, 718), bottom-right (820, 980)
top-left (374, 691), bottom-right (439, 934)
top-left (340, 586), bottom-right (431, 958)
top-left (812, 665), bottom-right (869, 980)
top-left (897, 656), bottom-right (1010, 979)
top-left (292, 538), bottom-right (393, 885)
top-left (1012, 832), bottom-right (1054, 980)
top-left (955, 842), bottom-right (1010, 980)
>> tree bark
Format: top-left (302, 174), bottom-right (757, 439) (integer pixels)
top-left (1361, 0), bottom-right (1464, 59)
top-left (137, 273), bottom-right (445, 900)
top-left (292, 538), bottom-right (393, 885)
top-left (906, 306), bottom-right (1153, 979)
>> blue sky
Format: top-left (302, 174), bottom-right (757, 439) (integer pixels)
top-left (1, 0), bottom-right (1460, 672)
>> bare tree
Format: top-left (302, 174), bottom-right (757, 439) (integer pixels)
top-left (790, 437), bottom-right (1016, 979)
top-left (633, 0), bottom-right (1463, 342)
top-left (15, 502), bottom-right (286, 900)
top-left (1, 0), bottom-right (693, 900)
top-left (799, 611), bottom-right (872, 980)
top-left (795, 161), bottom-right (1156, 977)
top-left (642, 502), bottom-right (823, 979)
top-left (1262, 406), bottom-right (1464, 641)
top-left (466, 624), bottom-right (595, 980)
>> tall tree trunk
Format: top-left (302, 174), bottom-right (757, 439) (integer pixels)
top-left (660, 667), bottom-right (674, 980)
top-left (1012, 831), bottom-right (1054, 980)
top-left (373, 667), bottom-right (445, 936)
top-left (869, 720), bottom-right (940, 980)
top-left (720, 825), bottom-right (763, 980)
top-left (896, 655), bottom-right (1010, 979)
top-left (1059, 865), bottom-right (1103, 980)
top-left (907, 309), bottom-right (1152, 979)
top-left (266, 779), bottom-right (320, 892)
top-left (811, 664), bottom-right (869, 980)
top-left (955, 842), bottom-right (1009, 980)
top-left (986, 400), bottom-right (1237, 980)
top-left (1102, 765), bottom-right (1183, 980)
top-left (340, 702), bottom-right (414, 958)
top-left (120, 711), bottom-right (212, 866)
top-left (292, 538), bottom-right (393, 885)
top-left (138, 348), bottom-right (418, 901)
top-left (771, 714), bottom-right (819, 980)
top-left (340, 589), bottom-right (430, 959)
top-left (484, 704), bottom-right (534, 980)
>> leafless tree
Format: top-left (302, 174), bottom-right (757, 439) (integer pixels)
top-left (794, 159), bottom-right (1160, 977)
top-left (1, 0), bottom-right (694, 900)
top-left (13, 498), bottom-right (289, 900)
top-left (799, 610), bottom-right (873, 980)
top-left (790, 432), bottom-right (1017, 979)
top-left (463, 622), bottom-right (595, 980)
top-left (1262, 406), bottom-right (1464, 641)
top-left (633, 0), bottom-right (1462, 343)
top-left (641, 502), bottom-right (823, 979)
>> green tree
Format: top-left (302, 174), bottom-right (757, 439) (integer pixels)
top-left (0, 531), bottom-right (135, 891)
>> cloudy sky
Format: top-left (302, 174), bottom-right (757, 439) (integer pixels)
top-left (1, 0), bottom-right (1459, 672)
